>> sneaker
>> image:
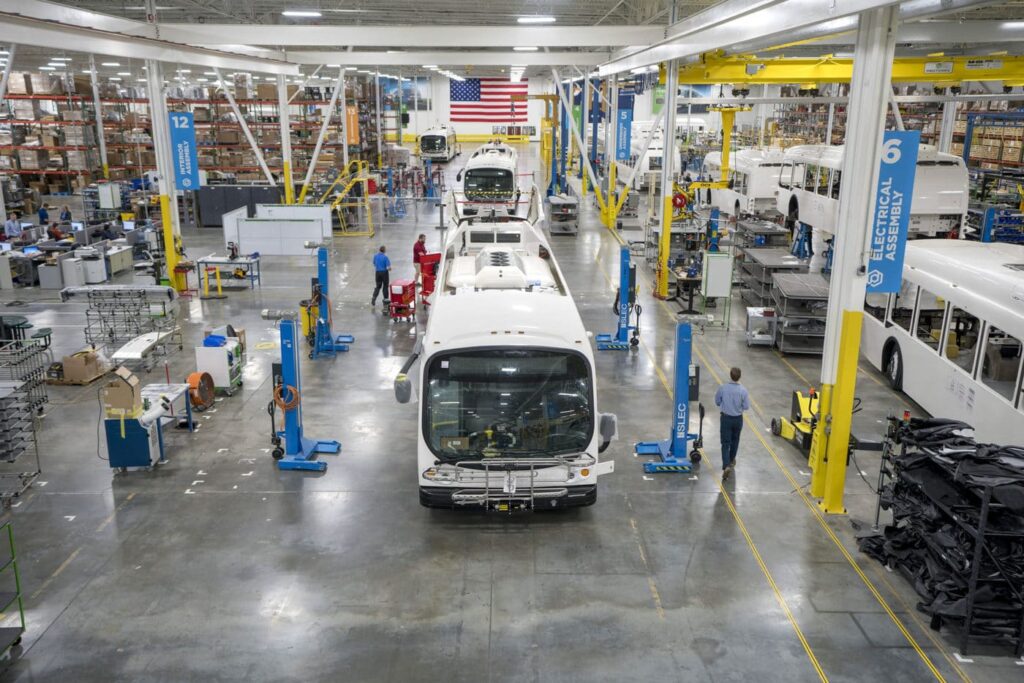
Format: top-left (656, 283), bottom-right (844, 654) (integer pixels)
top-left (722, 466), bottom-right (732, 481)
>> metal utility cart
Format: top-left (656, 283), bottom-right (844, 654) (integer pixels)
top-left (0, 377), bottom-right (41, 508)
top-left (546, 194), bottom-right (578, 236)
top-left (737, 247), bottom-right (808, 307)
top-left (744, 307), bottom-right (777, 347)
top-left (771, 273), bottom-right (830, 355)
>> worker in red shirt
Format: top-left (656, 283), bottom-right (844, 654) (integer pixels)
top-left (413, 233), bottom-right (427, 284)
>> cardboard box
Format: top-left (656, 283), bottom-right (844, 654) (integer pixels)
top-left (17, 149), bottom-right (51, 169)
top-left (256, 83), bottom-right (276, 100)
top-left (103, 366), bottom-right (142, 414)
top-left (29, 74), bottom-right (64, 95)
top-left (217, 129), bottom-right (242, 145)
top-left (61, 349), bottom-right (104, 384)
top-left (6, 72), bottom-right (31, 95)
top-left (192, 106), bottom-right (212, 122)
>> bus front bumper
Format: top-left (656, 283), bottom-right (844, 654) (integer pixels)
top-left (420, 484), bottom-right (597, 510)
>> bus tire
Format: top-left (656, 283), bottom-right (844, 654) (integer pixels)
top-left (883, 339), bottom-right (903, 391)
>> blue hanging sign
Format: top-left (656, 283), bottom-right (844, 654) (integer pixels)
top-left (866, 130), bottom-right (920, 293)
top-left (168, 112), bottom-right (200, 190)
top-left (615, 92), bottom-right (634, 162)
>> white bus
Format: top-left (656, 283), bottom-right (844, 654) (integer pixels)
top-left (701, 147), bottom-right (786, 217)
top-left (862, 240), bottom-right (1024, 446)
top-left (419, 124), bottom-right (458, 162)
top-left (394, 189), bottom-right (617, 510)
top-left (456, 141), bottom-right (519, 209)
top-left (777, 144), bottom-right (969, 270)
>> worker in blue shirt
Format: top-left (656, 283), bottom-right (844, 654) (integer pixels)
top-left (371, 245), bottom-right (391, 308)
top-left (714, 367), bottom-right (751, 480)
top-left (4, 213), bottom-right (21, 240)
top-left (38, 205), bottom-right (49, 225)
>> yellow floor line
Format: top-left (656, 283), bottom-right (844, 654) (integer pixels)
top-left (592, 232), bottom-right (827, 681)
top-left (695, 340), bottom-right (949, 683)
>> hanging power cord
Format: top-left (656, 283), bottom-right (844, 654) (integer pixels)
top-left (96, 387), bottom-right (107, 461)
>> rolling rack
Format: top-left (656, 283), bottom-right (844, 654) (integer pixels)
top-left (0, 340), bottom-right (50, 417)
top-left (60, 286), bottom-right (183, 366)
top-left (0, 522), bottom-right (25, 667)
top-left (0, 378), bottom-right (42, 508)
top-left (870, 419), bottom-right (1024, 657)
top-left (771, 273), bottom-right (829, 355)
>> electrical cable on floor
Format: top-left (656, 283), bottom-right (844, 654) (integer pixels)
top-left (848, 448), bottom-right (879, 495)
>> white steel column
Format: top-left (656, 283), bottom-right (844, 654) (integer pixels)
top-left (145, 58), bottom-right (183, 288)
top-left (87, 55), bottom-right (109, 179)
top-left (550, 68), bottom-right (610, 220)
top-left (298, 69), bottom-right (344, 202)
top-left (606, 74), bottom-right (618, 222)
top-left (341, 72), bottom-right (350, 169)
top-left (655, 59), bottom-right (678, 298)
top-left (888, 91), bottom-right (905, 130)
top-left (277, 74), bottom-right (294, 204)
top-left (0, 45), bottom-right (16, 104)
top-left (213, 67), bottom-right (275, 185)
top-left (825, 101), bottom-right (836, 145)
top-left (375, 71), bottom-right (383, 168)
top-left (937, 95), bottom-right (957, 153)
top-left (812, 7), bottom-right (899, 513)
top-left (581, 74), bottom-right (589, 188)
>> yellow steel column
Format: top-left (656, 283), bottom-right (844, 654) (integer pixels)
top-left (719, 109), bottom-right (735, 179)
top-left (808, 386), bottom-right (830, 498)
top-left (159, 194), bottom-right (183, 290)
top-left (820, 311), bottom-right (864, 513)
top-left (656, 192), bottom-right (674, 298)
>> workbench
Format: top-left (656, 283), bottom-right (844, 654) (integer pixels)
top-left (141, 382), bottom-right (195, 432)
top-left (737, 247), bottom-right (808, 307)
top-left (195, 254), bottom-right (261, 290)
top-left (771, 273), bottom-right (830, 355)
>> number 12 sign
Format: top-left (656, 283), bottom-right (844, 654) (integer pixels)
top-left (168, 112), bottom-right (200, 190)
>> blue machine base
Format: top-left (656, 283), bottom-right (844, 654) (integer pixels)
top-left (277, 434), bottom-right (341, 472)
top-left (313, 332), bottom-right (356, 356)
top-left (596, 333), bottom-right (632, 351)
top-left (636, 438), bottom-right (695, 473)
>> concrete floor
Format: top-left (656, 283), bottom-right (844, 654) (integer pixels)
top-left (0, 145), bottom-right (1020, 682)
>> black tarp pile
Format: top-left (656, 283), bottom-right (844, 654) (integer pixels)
top-left (858, 417), bottom-right (1024, 653)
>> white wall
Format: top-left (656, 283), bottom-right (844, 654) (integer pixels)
top-left (403, 75), bottom-right (549, 141)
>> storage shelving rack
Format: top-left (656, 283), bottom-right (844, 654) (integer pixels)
top-left (0, 522), bottom-right (26, 663)
top-left (0, 357), bottom-right (43, 507)
top-left (736, 246), bottom-right (807, 307)
top-left (771, 272), bottom-right (829, 355)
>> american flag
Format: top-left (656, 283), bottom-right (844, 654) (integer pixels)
top-left (450, 78), bottom-right (528, 123)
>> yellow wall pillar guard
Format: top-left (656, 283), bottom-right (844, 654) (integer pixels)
top-left (282, 160), bottom-right (294, 205)
top-left (808, 384), bottom-right (832, 499)
top-left (159, 194), bottom-right (184, 291)
top-left (655, 193), bottom-right (674, 298)
top-left (821, 309), bottom-right (865, 514)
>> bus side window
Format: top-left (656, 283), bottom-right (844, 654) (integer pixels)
top-left (779, 162), bottom-right (792, 189)
top-left (829, 170), bottom-right (842, 199)
top-left (891, 282), bottom-right (917, 332)
top-left (944, 306), bottom-right (982, 374)
top-left (816, 168), bottom-right (831, 197)
top-left (801, 164), bottom-right (815, 191)
top-left (864, 293), bottom-right (888, 321)
top-left (980, 326), bottom-right (1023, 405)
top-left (914, 288), bottom-right (945, 350)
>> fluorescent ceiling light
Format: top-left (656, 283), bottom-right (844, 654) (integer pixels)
top-left (197, 78), bottom-right (208, 82)
top-left (630, 67), bottom-right (647, 74)
top-left (326, 63), bottom-right (341, 67)
top-left (517, 16), bottom-right (555, 24)
top-left (123, 5), bottom-right (180, 9)
top-left (423, 65), bottom-right (437, 69)
top-left (109, 77), bottom-right (122, 81)
top-left (513, 46), bottom-right (538, 52)
top-left (204, 71), bottom-right (216, 76)
top-left (178, 69), bottom-right (191, 73)
top-left (282, 10), bottom-right (321, 17)
top-left (51, 57), bottom-right (72, 62)
top-left (39, 66), bottom-right (56, 71)
top-left (102, 62), bottom-right (120, 67)
top-left (137, 78), bottom-right (147, 82)
top-left (386, 50), bottom-right (403, 54)
top-left (343, 67), bottom-right (356, 71)
top-left (1001, 21), bottom-right (1024, 28)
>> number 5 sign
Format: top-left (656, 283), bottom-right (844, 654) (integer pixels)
top-left (866, 130), bottom-right (920, 294)
top-left (168, 112), bottom-right (200, 190)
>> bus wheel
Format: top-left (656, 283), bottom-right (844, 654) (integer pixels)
top-left (884, 341), bottom-right (903, 391)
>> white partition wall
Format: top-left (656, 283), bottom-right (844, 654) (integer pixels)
top-left (254, 204), bottom-right (332, 241)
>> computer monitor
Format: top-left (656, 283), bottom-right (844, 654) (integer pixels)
top-left (22, 246), bottom-right (40, 255)
top-left (71, 221), bottom-right (84, 232)
top-left (122, 220), bottom-right (135, 232)
top-left (20, 222), bottom-right (32, 229)
top-left (0, 243), bottom-right (11, 252)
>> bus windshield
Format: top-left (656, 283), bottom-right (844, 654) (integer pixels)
top-left (424, 349), bottom-right (593, 460)
top-left (464, 169), bottom-right (514, 199)
top-left (421, 135), bottom-right (446, 152)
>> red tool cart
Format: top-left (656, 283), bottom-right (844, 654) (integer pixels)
top-left (389, 279), bottom-right (416, 321)
top-left (419, 252), bottom-right (441, 306)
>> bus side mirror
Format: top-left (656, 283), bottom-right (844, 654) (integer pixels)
top-left (598, 413), bottom-right (618, 453)
top-left (395, 374), bottom-right (413, 404)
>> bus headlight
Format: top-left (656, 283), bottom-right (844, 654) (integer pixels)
top-left (422, 466), bottom-right (458, 482)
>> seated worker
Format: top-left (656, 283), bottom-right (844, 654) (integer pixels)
top-left (59, 205), bottom-right (72, 222)
top-left (47, 222), bottom-right (66, 240)
top-left (4, 213), bottom-right (20, 240)
top-left (97, 224), bottom-right (119, 240)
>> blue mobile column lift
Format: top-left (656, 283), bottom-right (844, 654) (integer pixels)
top-left (596, 245), bottom-right (641, 351)
top-left (266, 309), bottom-right (341, 472)
top-left (635, 322), bottom-right (704, 473)
top-left (308, 245), bottom-right (355, 359)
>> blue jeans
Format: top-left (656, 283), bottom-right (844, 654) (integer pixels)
top-left (720, 413), bottom-right (743, 469)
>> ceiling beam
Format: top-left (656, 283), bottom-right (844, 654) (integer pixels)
top-left (284, 51), bottom-right (607, 67)
top-left (601, 0), bottom-right (997, 76)
top-left (789, 20), bottom-right (1024, 47)
top-left (157, 24), bottom-right (664, 48)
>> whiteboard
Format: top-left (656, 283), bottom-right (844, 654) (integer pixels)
top-left (701, 251), bottom-right (733, 299)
